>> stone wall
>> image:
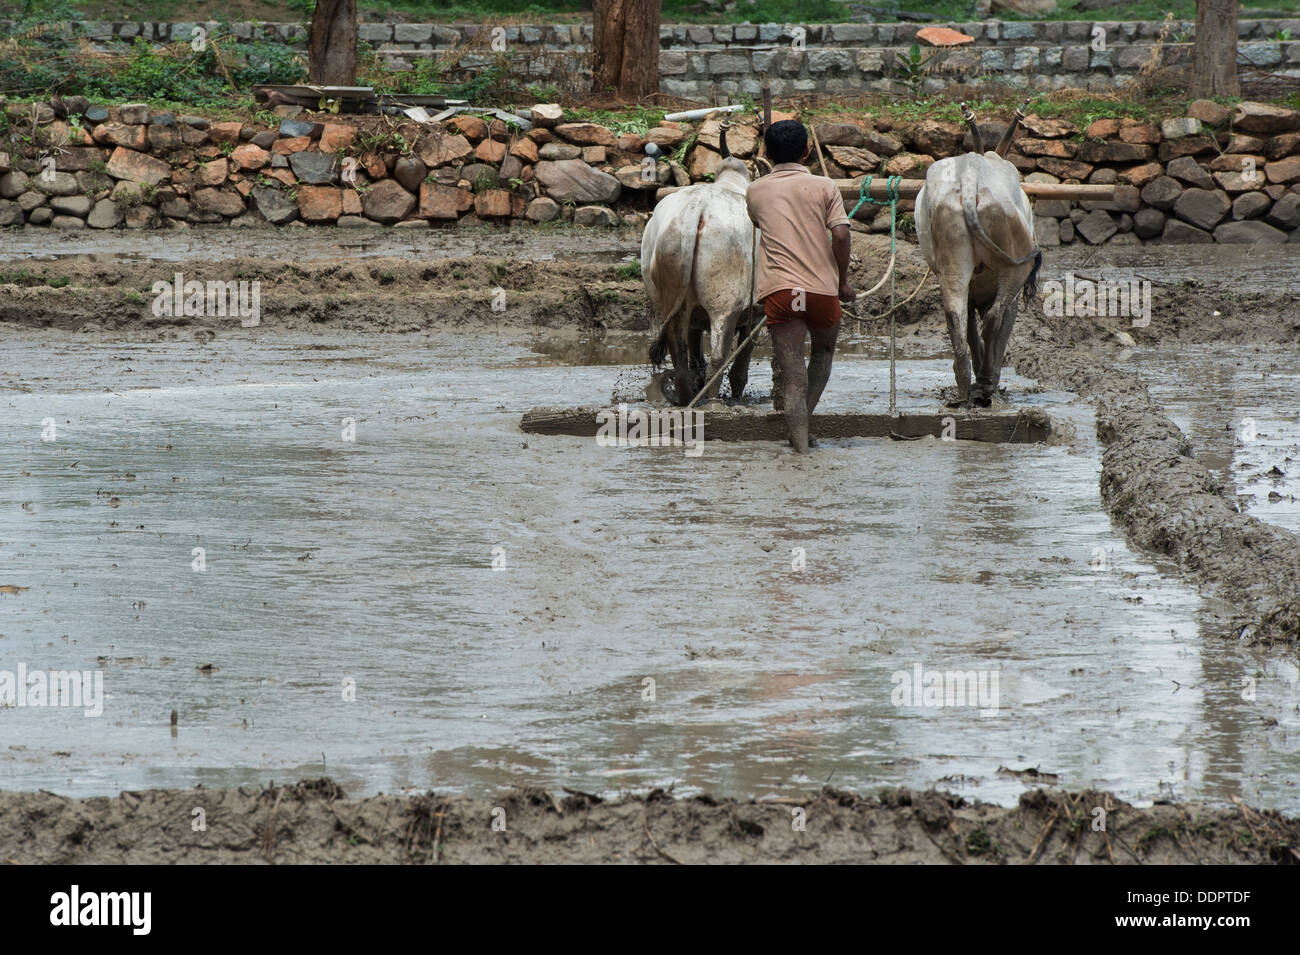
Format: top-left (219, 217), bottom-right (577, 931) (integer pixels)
top-left (4, 97), bottom-right (1300, 246)
top-left (12, 19), bottom-right (1300, 97)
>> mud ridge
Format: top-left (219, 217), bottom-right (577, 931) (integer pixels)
top-left (2, 778), bottom-right (1295, 865)
top-left (1012, 306), bottom-right (1300, 650)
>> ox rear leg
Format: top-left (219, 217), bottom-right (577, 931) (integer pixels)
top-left (976, 280), bottom-right (1023, 406)
top-left (966, 297), bottom-right (985, 393)
top-left (688, 323), bottom-right (707, 399)
top-left (939, 278), bottom-right (973, 406)
top-left (703, 312), bottom-right (740, 403)
top-left (727, 306), bottom-right (760, 402)
top-left (663, 313), bottom-right (693, 406)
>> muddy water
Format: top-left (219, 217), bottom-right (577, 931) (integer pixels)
top-left (3, 330), bottom-right (1298, 809)
top-left (1118, 345), bottom-right (1300, 535)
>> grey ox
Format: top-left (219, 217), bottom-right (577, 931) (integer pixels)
top-left (914, 106), bottom-right (1042, 407)
top-left (643, 125), bottom-right (760, 405)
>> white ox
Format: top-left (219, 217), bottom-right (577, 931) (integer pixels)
top-left (914, 150), bottom-right (1042, 407)
top-left (642, 129), bottom-right (759, 405)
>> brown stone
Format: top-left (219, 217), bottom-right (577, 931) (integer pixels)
top-left (531, 104), bottom-right (563, 128)
top-left (697, 118), bottom-right (759, 158)
top-left (644, 127), bottom-right (687, 149)
top-left (1018, 138), bottom-right (1078, 159)
top-left (1187, 99), bottom-right (1232, 126)
top-left (1266, 132), bottom-right (1300, 160)
top-left (1118, 122), bottom-right (1161, 145)
top-left (509, 138), bottom-right (539, 164)
top-left (361, 179), bottom-right (417, 222)
top-left (272, 136), bottom-right (311, 156)
top-left (209, 121), bottom-right (243, 145)
top-left (393, 156), bottom-right (427, 193)
top-left (1019, 115), bottom-right (1078, 139)
top-left (554, 123), bottom-right (617, 147)
top-left (1266, 156), bottom-right (1300, 184)
top-left (297, 185), bottom-right (343, 221)
top-left (229, 144), bottom-right (269, 171)
top-left (474, 188), bottom-right (512, 218)
top-left (148, 125), bottom-right (181, 152)
top-left (197, 159), bottom-right (228, 187)
top-left (342, 190), bottom-right (362, 215)
top-left (475, 139), bottom-right (507, 163)
top-left (419, 182), bottom-right (473, 219)
top-left (192, 187), bottom-right (245, 217)
top-left (104, 147), bottom-right (172, 186)
top-left (1206, 153), bottom-right (1262, 172)
top-left (1118, 162), bottom-right (1163, 188)
top-left (1158, 135), bottom-right (1217, 162)
top-left (417, 131), bottom-right (474, 168)
top-left (815, 123), bottom-right (866, 147)
top-left (826, 146), bottom-right (881, 171)
top-left (1078, 141), bottom-right (1154, 163)
top-left (317, 123), bottom-right (356, 153)
top-left (450, 114), bottom-right (488, 142)
top-left (686, 145), bottom-right (721, 180)
top-left (1034, 157), bottom-right (1094, 180)
top-left (911, 120), bottom-right (964, 157)
top-left (1232, 101), bottom-right (1300, 135)
top-left (92, 122), bottom-right (147, 150)
top-left (1226, 134), bottom-right (1268, 154)
top-left (1084, 118), bottom-right (1121, 139)
top-left (884, 153), bottom-right (932, 178)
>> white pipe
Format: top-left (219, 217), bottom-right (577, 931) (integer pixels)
top-left (662, 104), bottom-right (745, 123)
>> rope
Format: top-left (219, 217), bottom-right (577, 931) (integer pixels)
top-left (848, 175), bottom-right (903, 415)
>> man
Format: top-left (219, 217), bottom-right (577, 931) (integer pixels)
top-left (746, 120), bottom-right (855, 453)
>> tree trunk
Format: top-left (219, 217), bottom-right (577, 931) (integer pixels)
top-left (307, 0), bottom-right (358, 86)
top-left (1190, 0), bottom-right (1239, 98)
top-left (592, 0), bottom-right (661, 100)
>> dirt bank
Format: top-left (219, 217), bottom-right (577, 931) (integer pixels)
top-left (3, 778), bottom-right (1295, 864)
top-left (1007, 278), bottom-right (1300, 649)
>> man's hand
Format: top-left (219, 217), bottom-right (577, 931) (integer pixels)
top-left (838, 280), bottom-right (856, 304)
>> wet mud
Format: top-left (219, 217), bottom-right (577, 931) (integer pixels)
top-left (3, 228), bottom-right (1300, 863)
top-left (3, 778), bottom-right (1295, 865)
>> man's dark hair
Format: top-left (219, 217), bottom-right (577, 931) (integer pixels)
top-left (764, 120), bottom-right (807, 164)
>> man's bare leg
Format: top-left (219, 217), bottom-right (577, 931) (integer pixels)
top-left (770, 319), bottom-right (811, 453)
top-left (807, 322), bottom-right (839, 415)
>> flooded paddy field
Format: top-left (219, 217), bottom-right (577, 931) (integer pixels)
top-left (2, 229), bottom-right (1299, 863)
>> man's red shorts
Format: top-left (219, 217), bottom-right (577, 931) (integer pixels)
top-left (763, 288), bottom-right (842, 330)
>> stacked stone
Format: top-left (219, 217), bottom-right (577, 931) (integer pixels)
top-left (16, 18), bottom-right (1300, 98)
top-left (0, 100), bottom-right (675, 229)
top-left (999, 99), bottom-right (1300, 246)
top-left (6, 96), bottom-right (1300, 242)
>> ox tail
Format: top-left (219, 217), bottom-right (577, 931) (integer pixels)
top-left (1022, 250), bottom-right (1043, 307)
top-left (959, 164), bottom-right (1040, 268)
top-left (646, 205), bottom-right (703, 368)
top-left (648, 326), bottom-right (669, 367)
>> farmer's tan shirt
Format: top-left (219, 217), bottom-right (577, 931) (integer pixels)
top-left (745, 163), bottom-right (850, 301)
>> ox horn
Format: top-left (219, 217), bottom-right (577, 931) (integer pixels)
top-left (719, 119), bottom-right (732, 158)
top-left (995, 98), bottom-right (1031, 158)
top-left (961, 102), bottom-right (983, 154)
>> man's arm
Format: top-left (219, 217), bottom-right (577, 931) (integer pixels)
top-left (831, 224), bottom-right (854, 303)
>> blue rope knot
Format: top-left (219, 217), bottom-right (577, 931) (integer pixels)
top-left (848, 174), bottom-right (903, 254)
